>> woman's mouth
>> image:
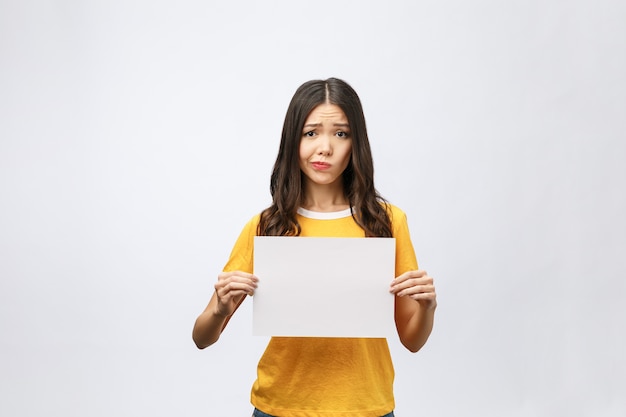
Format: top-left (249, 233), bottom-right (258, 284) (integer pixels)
top-left (311, 161), bottom-right (331, 170)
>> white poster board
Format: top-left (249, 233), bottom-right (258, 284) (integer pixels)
top-left (253, 236), bottom-right (396, 337)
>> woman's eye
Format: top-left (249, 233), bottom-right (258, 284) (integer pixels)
top-left (336, 131), bottom-right (349, 138)
top-left (304, 131), bottom-right (316, 137)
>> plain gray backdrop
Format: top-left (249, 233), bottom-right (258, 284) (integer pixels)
top-left (1, 1), bottom-right (625, 416)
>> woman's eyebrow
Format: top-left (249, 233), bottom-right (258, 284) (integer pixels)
top-left (302, 122), bottom-right (350, 128)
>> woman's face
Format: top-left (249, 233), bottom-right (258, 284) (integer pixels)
top-left (299, 103), bottom-right (352, 188)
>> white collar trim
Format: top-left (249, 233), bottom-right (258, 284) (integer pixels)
top-left (297, 207), bottom-right (353, 220)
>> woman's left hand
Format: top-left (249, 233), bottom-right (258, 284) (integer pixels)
top-left (390, 269), bottom-right (437, 310)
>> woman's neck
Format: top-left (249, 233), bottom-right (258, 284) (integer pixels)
top-left (302, 182), bottom-right (349, 212)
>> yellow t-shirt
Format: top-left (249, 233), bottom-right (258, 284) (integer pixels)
top-left (223, 204), bottom-right (418, 417)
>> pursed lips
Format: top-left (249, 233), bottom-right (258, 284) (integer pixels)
top-left (311, 161), bottom-right (331, 169)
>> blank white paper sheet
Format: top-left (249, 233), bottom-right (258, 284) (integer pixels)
top-left (253, 236), bottom-right (396, 338)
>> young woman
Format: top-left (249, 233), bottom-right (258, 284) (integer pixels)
top-left (193, 78), bottom-right (437, 417)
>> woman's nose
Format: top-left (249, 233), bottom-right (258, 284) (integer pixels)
top-left (317, 135), bottom-right (332, 155)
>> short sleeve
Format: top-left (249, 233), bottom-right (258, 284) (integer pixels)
top-left (389, 205), bottom-right (419, 276)
top-left (222, 215), bottom-right (260, 273)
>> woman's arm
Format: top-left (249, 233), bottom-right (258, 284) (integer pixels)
top-left (192, 271), bottom-right (258, 349)
top-left (390, 269), bottom-right (437, 352)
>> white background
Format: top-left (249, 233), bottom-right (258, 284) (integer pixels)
top-left (1, 1), bottom-right (625, 416)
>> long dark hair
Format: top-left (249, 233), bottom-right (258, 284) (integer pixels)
top-left (258, 78), bottom-right (392, 237)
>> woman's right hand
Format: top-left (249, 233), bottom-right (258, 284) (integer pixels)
top-left (214, 271), bottom-right (259, 317)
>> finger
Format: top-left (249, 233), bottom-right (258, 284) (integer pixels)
top-left (219, 277), bottom-right (259, 290)
top-left (218, 289), bottom-right (254, 301)
top-left (410, 292), bottom-right (438, 309)
top-left (392, 269), bottom-right (427, 285)
top-left (216, 274), bottom-right (259, 290)
top-left (394, 284), bottom-right (435, 298)
top-left (390, 277), bottom-right (433, 294)
top-left (215, 280), bottom-right (257, 297)
top-left (218, 271), bottom-right (259, 283)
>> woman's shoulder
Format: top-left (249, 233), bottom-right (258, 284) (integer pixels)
top-left (235, 212), bottom-right (261, 236)
top-left (249, 213), bottom-right (262, 227)
top-left (381, 201), bottom-right (408, 220)
top-left (380, 202), bottom-right (412, 237)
